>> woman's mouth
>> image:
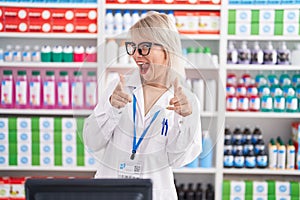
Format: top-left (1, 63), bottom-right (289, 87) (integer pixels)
top-left (137, 62), bottom-right (150, 74)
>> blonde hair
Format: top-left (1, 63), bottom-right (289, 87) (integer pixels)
top-left (129, 12), bottom-right (186, 78)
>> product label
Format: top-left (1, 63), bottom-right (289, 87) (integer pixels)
top-left (287, 149), bottom-right (295, 169)
top-left (1, 80), bottom-right (13, 105)
top-left (277, 149), bottom-right (286, 169)
top-left (223, 155), bottom-right (234, 167)
top-left (71, 82), bottom-right (83, 107)
top-left (226, 96), bottom-right (237, 111)
top-left (30, 81), bottom-right (41, 106)
top-left (274, 97), bottom-right (285, 110)
top-left (245, 156), bottom-right (256, 168)
top-left (226, 86), bottom-right (235, 96)
top-left (238, 97), bottom-right (249, 111)
top-left (257, 155), bottom-right (267, 167)
top-left (286, 98), bottom-right (298, 111)
top-left (234, 156), bottom-right (244, 167)
top-left (261, 97), bottom-right (273, 110)
top-left (16, 81), bottom-right (27, 105)
top-left (268, 148), bottom-right (277, 169)
top-left (249, 97), bottom-right (260, 111)
top-left (237, 86), bottom-right (247, 96)
top-left (43, 81), bottom-right (55, 106)
top-left (86, 82), bottom-right (96, 107)
top-left (58, 82), bottom-right (69, 106)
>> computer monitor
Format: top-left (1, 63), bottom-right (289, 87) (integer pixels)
top-left (25, 178), bottom-right (152, 200)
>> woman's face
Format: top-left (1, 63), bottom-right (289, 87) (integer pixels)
top-left (129, 40), bottom-right (169, 84)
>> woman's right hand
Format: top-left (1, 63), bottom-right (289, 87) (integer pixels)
top-left (110, 74), bottom-right (132, 109)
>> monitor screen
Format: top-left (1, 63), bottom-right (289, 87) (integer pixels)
top-left (25, 178), bottom-right (152, 200)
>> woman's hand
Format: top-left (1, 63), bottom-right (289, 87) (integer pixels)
top-left (167, 78), bottom-right (192, 117)
top-left (110, 74), bottom-right (132, 109)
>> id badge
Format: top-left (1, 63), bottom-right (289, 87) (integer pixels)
top-left (118, 160), bottom-right (143, 179)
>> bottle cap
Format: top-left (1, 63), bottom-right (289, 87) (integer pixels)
top-left (17, 70), bottom-right (26, 76)
top-left (46, 71), bottom-right (55, 76)
top-left (32, 71), bottom-right (40, 76)
top-left (3, 70), bottom-right (12, 75)
top-left (88, 71), bottom-right (96, 76)
top-left (187, 47), bottom-right (195, 53)
top-left (60, 71), bottom-right (68, 76)
top-left (73, 71), bottom-right (82, 76)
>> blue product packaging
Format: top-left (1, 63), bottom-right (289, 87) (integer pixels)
top-left (200, 130), bottom-right (213, 168)
top-left (186, 157), bottom-right (199, 168)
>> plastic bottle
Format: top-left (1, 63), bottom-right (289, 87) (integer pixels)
top-left (43, 71), bottom-right (56, 108)
top-left (195, 47), bottom-right (203, 68)
top-left (205, 184), bottom-right (214, 200)
top-left (105, 39), bottom-right (118, 65)
top-left (255, 72), bottom-right (267, 87)
top-left (85, 46), bottom-right (97, 62)
top-left (251, 41), bottom-right (264, 64)
top-left (238, 41), bottom-right (251, 64)
top-left (71, 71), bottom-right (83, 109)
top-left (292, 73), bottom-right (300, 87)
top-left (194, 183), bottom-right (203, 200)
top-left (177, 184), bottom-right (185, 200)
top-left (236, 79), bottom-right (247, 97)
top-left (227, 41), bottom-right (238, 64)
top-left (273, 88), bottom-right (285, 112)
top-left (268, 138), bottom-right (278, 169)
top-left (22, 45), bottom-right (31, 62)
top-left (123, 10), bottom-right (132, 32)
top-left (237, 95), bottom-right (249, 111)
top-left (279, 72), bottom-right (291, 87)
top-left (276, 137), bottom-right (286, 169)
top-left (29, 70), bottom-right (42, 108)
top-left (200, 130), bottom-right (213, 168)
top-left (114, 10), bottom-right (123, 35)
top-left (31, 45), bottom-right (41, 62)
top-left (227, 73), bottom-right (237, 86)
top-left (12, 45), bottom-right (22, 62)
top-left (260, 86), bottom-right (273, 112)
top-left (245, 147), bottom-right (256, 168)
top-left (286, 139), bottom-right (295, 170)
top-left (85, 71), bottom-right (97, 109)
top-left (242, 72), bottom-right (252, 87)
top-left (243, 138), bottom-right (253, 155)
top-left (291, 43), bottom-right (300, 65)
top-left (4, 45), bottom-right (13, 62)
top-left (203, 47), bottom-right (212, 67)
top-left (1, 70), bottom-right (14, 108)
top-left (277, 41), bottom-right (290, 65)
top-left (52, 45), bottom-right (63, 62)
top-left (263, 41), bottom-right (277, 65)
top-left (186, 183), bottom-right (195, 200)
top-left (105, 10), bottom-right (114, 35)
top-left (74, 45), bottom-right (85, 62)
top-left (243, 126), bottom-right (252, 143)
top-left (254, 139), bottom-right (265, 155)
top-left (256, 145), bottom-right (268, 169)
top-left (285, 88), bottom-right (298, 112)
top-left (249, 93), bottom-right (260, 111)
top-left (41, 45), bottom-right (51, 62)
top-left (187, 47), bottom-right (196, 68)
top-left (57, 71), bottom-right (70, 108)
top-left (62, 45), bottom-right (74, 62)
top-left (15, 70), bottom-right (28, 108)
top-left (246, 79), bottom-right (258, 97)
top-left (223, 149), bottom-right (234, 168)
top-left (252, 126), bottom-right (263, 145)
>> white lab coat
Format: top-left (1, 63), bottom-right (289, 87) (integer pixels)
top-left (83, 69), bottom-right (202, 200)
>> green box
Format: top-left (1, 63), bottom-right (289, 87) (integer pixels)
top-left (251, 23), bottom-right (259, 35)
top-left (222, 195), bottom-right (230, 200)
top-left (228, 10), bottom-right (236, 23)
top-left (290, 181), bottom-right (299, 197)
top-left (267, 180), bottom-right (275, 195)
top-left (228, 23), bottom-right (236, 35)
top-left (245, 181), bottom-right (253, 195)
top-left (31, 117), bottom-right (39, 131)
top-left (251, 10), bottom-right (260, 23)
top-left (275, 10), bottom-right (284, 23)
top-left (54, 117), bottom-right (62, 132)
top-left (274, 23), bottom-right (283, 36)
top-left (32, 155), bottom-right (40, 166)
top-left (245, 195), bottom-right (253, 200)
top-left (223, 180), bottom-right (231, 195)
top-left (9, 155), bottom-right (17, 166)
top-left (268, 196), bottom-right (276, 200)
top-left (9, 117), bottom-right (17, 131)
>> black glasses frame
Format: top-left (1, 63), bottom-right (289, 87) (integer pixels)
top-left (125, 42), bottom-right (163, 56)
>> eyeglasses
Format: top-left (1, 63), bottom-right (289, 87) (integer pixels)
top-left (125, 42), bottom-right (163, 56)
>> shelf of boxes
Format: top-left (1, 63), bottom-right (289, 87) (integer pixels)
top-left (0, 33), bottom-right (98, 39)
top-left (227, 5), bottom-right (300, 10)
top-left (105, 34), bottom-right (221, 40)
top-left (0, 166), bottom-right (97, 172)
top-left (0, 62), bottom-right (98, 68)
top-left (105, 4), bottom-right (221, 11)
top-left (0, 109), bottom-right (93, 116)
top-left (173, 167), bottom-right (217, 174)
top-left (223, 169), bottom-right (300, 176)
top-left (225, 112), bottom-right (300, 119)
top-left (0, 2), bottom-right (98, 8)
top-left (226, 64), bottom-right (300, 71)
top-left (227, 36), bottom-right (300, 41)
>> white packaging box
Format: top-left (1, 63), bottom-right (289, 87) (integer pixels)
top-left (62, 142), bottom-right (76, 167)
top-left (253, 195), bottom-right (267, 200)
top-left (259, 23), bottom-right (274, 35)
top-left (253, 181), bottom-right (268, 195)
top-left (39, 117), bottom-right (54, 131)
top-left (230, 195), bottom-right (244, 200)
top-left (17, 118), bottom-right (31, 130)
top-left (40, 131), bottom-right (54, 143)
top-left (0, 130), bottom-right (8, 143)
top-left (236, 9), bottom-right (252, 23)
top-left (62, 118), bottom-right (77, 131)
top-left (259, 9), bottom-right (275, 23)
top-left (17, 130), bottom-right (31, 144)
top-left (276, 181), bottom-right (290, 196)
top-left (17, 155), bottom-right (31, 166)
top-left (230, 181), bottom-right (245, 195)
top-left (284, 9), bottom-right (299, 23)
top-left (40, 143), bottom-right (54, 167)
top-left (40, 155), bottom-right (54, 167)
top-left (283, 23), bottom-right (299, 36)
top-left (0, 146), bottom-right (8, 166)
top-left (236, 23), bottom-right (251, 35)
top-left (18, 143), bottom-right (31, 155)
top-left (0, 118), bottom-right (9, 131)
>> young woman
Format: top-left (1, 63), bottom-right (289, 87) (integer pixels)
top-left (83, 12), bottom-right (202, 200)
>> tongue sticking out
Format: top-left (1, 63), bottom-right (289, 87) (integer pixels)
top-left (139, 63), bottom-right (150, 74)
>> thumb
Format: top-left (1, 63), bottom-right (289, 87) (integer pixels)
top-left (119, 74), bottom-right (125, 91)
top-left (173, 77), bottom-right (179, 95)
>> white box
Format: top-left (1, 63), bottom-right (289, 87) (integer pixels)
top-left (230, 195), bottom-right (244, 200)
top-left (62, 131), bottom-right (76, 143)
top-left (40, 155), bottom-right (54, 166)
top-left (18, 155), bottom-right (31, 166)
top-left (17, 130), bottom-right (31, 143)
top-left (276, 181), bottom-right (290, 195)
top-left (39, 117), bottom-right (54, 130)
top-left (63, 143), bottom-right (76, 156)
top-left (284, 9), bottom-right (299, 23)
top-left (283, 23), bottom-right (299, 36)
top-left (236, 10), bottom-right (252, 22)
top-left (17, 118), bottom-right (31, 130)
top-left (259, 9), bottom-right (275, 23)
top-left (230, 181), bottom-right (245, 195)
top-left (253, 181), bottom-right (268, 195)
top-left (0, 118), bottom-right (9, 131)
top-left (0, 131), bottom-right (8, 143)
top-left (62, 118), bottom-right (77, 131)
top-left (253, 195), bottom-right (268, 200)
top-left (40, 131), bottom-right (54, 143)
top-left (259, 23), bottom-right (274, 35)
top-left (63, 155), bottom-right (76, 167)
top-left (18, 143), bottom-right (31, 155)
top-left (40, 143), bottom-right (54, 155)
top-left (236, 23), bottom-right (251, 35)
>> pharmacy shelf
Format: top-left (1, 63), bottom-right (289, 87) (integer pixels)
top-left (105, 34), bottom-right (220, 40)
top-left (0, 166), bottom-right (97, 172)
top-left (105, 4), bottom-right (221, 11)
top-left (227, 35), bottom-right (300, 41)
top-left (0, 109), bottom-right (92, 116)
top-left (228, 4), bottom-right (300, 10)
top-left (0, 33), bottom-right (97, 39)
top-left (225, 111), bottom-right (300, 119)
top-left (223, 169), bottom-right (300, 176)
top-left (226, 64), bottom-right (300, 71)
top-left (173, 167), bottom-right (217, 174)
top-left (0, 62), bottom-right (97, 68)
top-left (0, 2), bottom-right (98, 8)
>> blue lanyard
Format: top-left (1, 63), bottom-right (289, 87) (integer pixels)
top-left (131, 95), bottom-right (160, 160)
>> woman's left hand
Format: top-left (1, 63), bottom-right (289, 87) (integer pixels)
top-left (167, 78), bottom-right (192, 117)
